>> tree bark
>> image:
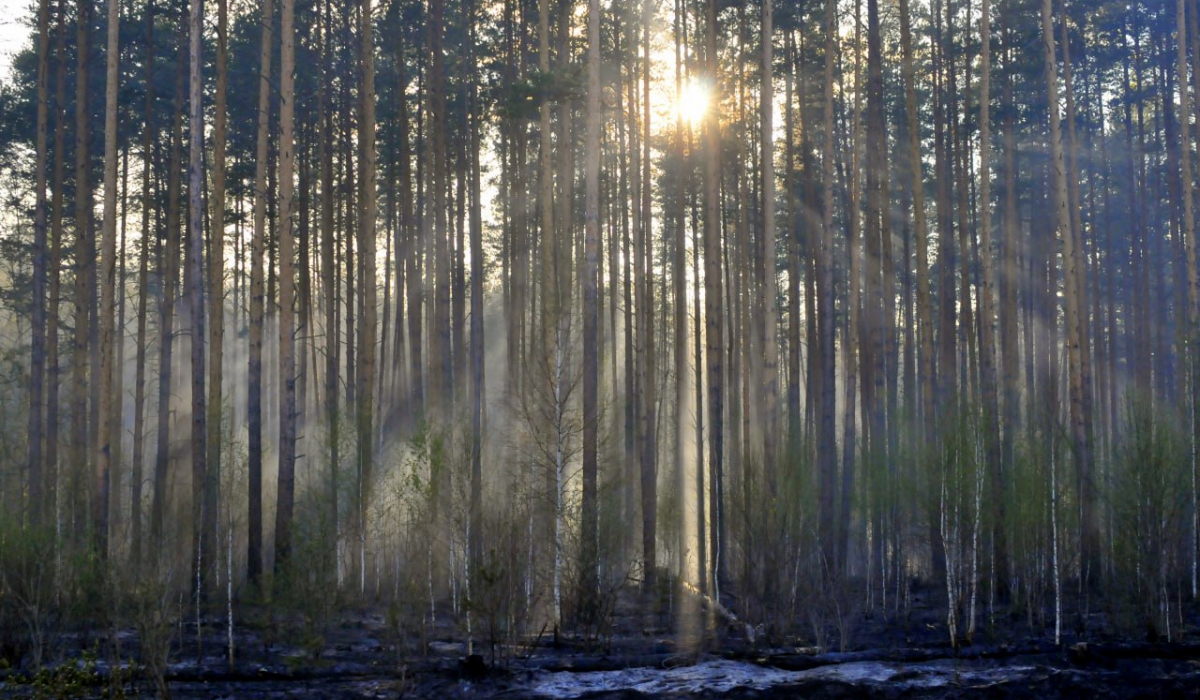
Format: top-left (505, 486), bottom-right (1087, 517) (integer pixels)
top-left (70, 0), bottom-right (92, 546)
top-left (152, 50), bottom-right (185, 549)
top-left (355, 0), bottom-right (378, 591)
top-left (581, 0), bottom-right (601, 612)
top-left (186, 0), bottom-right (209, 593)
top-left (319, 0), bottom-right (340, 579)
top-left (639, 0), bottom-right (658, 598)
top-left (275, 0), bottom-right (297, 571)
top-left (760, 0), bottom-right (779, 491)
top-left (247, 0), bottom-right (274, 586)
top-left (818, 0), bottom-right (839, 571)
top-left (1040, 0), bottom-right (1092, 585)
top-left (704, 0), bottom-right (726, 595)
top-left (28, 0), bottom-right (50, 528)
top-left (131, 0), bottom-right (155, 566)
top-left (207, 0), bottom-right (228, 585)
top-left (45, 0), bottom-right (68, 545)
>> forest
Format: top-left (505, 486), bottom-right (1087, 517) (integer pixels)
top-left (0, 0), bottom-right (1199, 694)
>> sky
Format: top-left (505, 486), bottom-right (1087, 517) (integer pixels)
top-left (0, 0), bottom-right (30, 85)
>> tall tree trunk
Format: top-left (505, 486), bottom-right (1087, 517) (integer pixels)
top-left (70, 0), bottom-right (91, 546)
top-left (275, 0), bottom-right (297, 571)
top-left (672, 0), bottom-right (690, 592)
top-left (1058, 6), bottom-right (1097, 586)
top-left (152, 52), bottom-right (185, 549)
top-left (467, 0), bottom-right (485, 585)
top-left (818, 0), bottom-right (839, 572)
top-left (639, 0), bottom-right (658, 598)
top-left (1040, 0), bottom-right (1092, 586)
top-left (865, 0), bottom-right (890, 588)
top-left (186, 0), bottom-right (209, 598)
top-left (319, 0), bottom-right (340, 580)
top-left (397, 41), bottom-right (420, 426)
top-left (355, 0), bottom-right (378, 592)
top-left (760, 0), bottom-right (778, 490)
top-left (453, 137), bottom-right (466, 412)
top-left (431, 0), bottom-right (450, 420)
top-left (247, 0), bottom-right (274, 586)
top-left (704, 0), bottom-right (726, 595)
top-left (28, 0), bottom-right (50, 528)
top-left (131, 0), bottom-right (155, 565)
top-left (840, 0), bottom-right (863, 574)
top-left (1176, 0), bottom-right (1200, 598)
top-left (900, 0), bottom-right (935, 443)
top-left (784, 35), bottom-right (801, 448)
top-left (46, 0), bottom-right (68, 545)
top-left (405, 50), bottom-right (424, 424)
top-left (207, 0), bottom-right (228, 585)
top-left (581, 0), bottom-right (601, 613)
top-left (619, 42), bottom-right (636, 560)
top-left (934, 0), bottom-right (957, 408)
top-left (999, 5), bottom-right (1019, 570)
top-left (977, 0), bottom-right (1004, 599)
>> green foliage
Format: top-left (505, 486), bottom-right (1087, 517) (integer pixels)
top-left (1006, 430), bottom-right (1056, 627)
top-left (127, 567), bottom-right (179, 700)
top-left (24, 647), bottom-right (102, 700)
top-left (0, 519), bottom-right (58, 670)
top-left (273, 488), bottom-right (341, 661)
top-left (1109, 401), bottom-right (1190, 639)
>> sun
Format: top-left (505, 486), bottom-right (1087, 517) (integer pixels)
top-left (674, 79), bottom-right (710, 127)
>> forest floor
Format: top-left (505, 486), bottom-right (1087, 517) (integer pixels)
top-left (2, 583), bottom-right (1200, 698)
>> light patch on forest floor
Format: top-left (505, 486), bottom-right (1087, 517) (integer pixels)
top-left (531, 658), bottom-right (1040, 698)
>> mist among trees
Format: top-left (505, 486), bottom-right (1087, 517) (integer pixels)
top-left (0, 0), bottom-right (1199, 692)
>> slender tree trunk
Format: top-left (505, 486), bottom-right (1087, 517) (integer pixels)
top-left (186, 0), bottom-right (209, 593)
top-left (865, 0), bottom-right (890, 588)
top-left (760, 0), bottom-right (779, 490)
top-left (397, 42), bottom-right (419, 426)
top-left (818, 0), bottom-right (839, 571)
top-left (275, 0), bottom-right (297, 571)
top-left (298, 134), bottom-right (312, 490)
top-left (1040, 0), bottom-right (1091, 586)
top-left (70, 0), bottom-right (91, 546)
top-left (704, 0), bottom-right (726, 595)
top-left (131, 0), bottom-right (155, 565)
top-left (431, 0), bottom-right (450, 420)
top-left (950, 2), bottom-right (975, 401)
top-left (639, 0), bottom-right (658, 597)
top-left (840, 0), bottom-right (863, 574)
top-left (1177, 0), bottom-right (1200, 599)
top-left (46, 0), bottom-right (68, 543)
top-left (152, 52), bottom-right (184, 548)
top-left (900, 0), bottom-right (936, 459)
top-left (405, 51), bottom-right (423, 424)
top-left (619, 44), bottom-right (636, 560)
top-left (467, 0), bottom-right (485, 585)
top-left (692, 119), bottom-right (707, 595)
top-left (342, 55), bottom-right (357, 417)
top-left (999, 6), bottom-right (1019, 576)
top-left (581, 0), bottom-right (601, 613)
top-left (1058, 5), bottom-right (1096, 586)
top-left (784, 36), bottom-right (801, 448)
top-left (356, 0), bottom-right (378, 593)
top-left (977, 0), bottom-right (1004, 600)
top-left (935, 0), bottom-right (957, 407)
top-left (319, 0), bottom-right (340, 581)
top-left (247, 0), bottom-right (274, 586)
top-left (672, 0), bottom-right (689, 593)
top-left (207, 0), bottom-right (228, 586)
top-left (28, 0), bottom-right (50, 528)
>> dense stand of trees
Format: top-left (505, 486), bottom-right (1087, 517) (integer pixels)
top-left (1, 0), bottom-right (1200, 657)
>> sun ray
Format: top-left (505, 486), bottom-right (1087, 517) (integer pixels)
top-left (674, 79), bottom-right (709, 127)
